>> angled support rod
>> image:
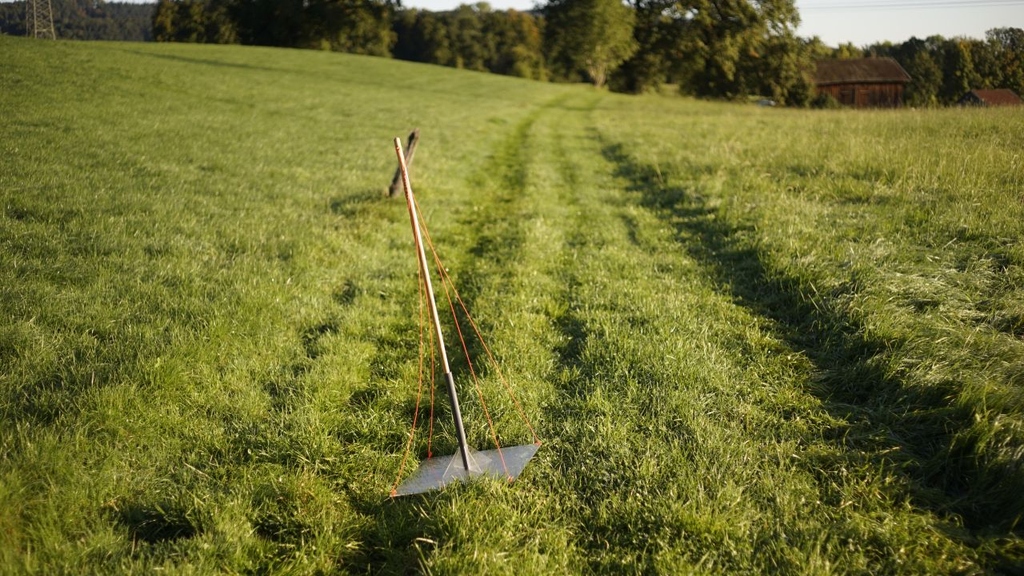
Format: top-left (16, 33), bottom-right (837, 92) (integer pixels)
top-left (389, 129), bottom-right (419, 197)
top-left (394, 137), bottom-right (474, 473)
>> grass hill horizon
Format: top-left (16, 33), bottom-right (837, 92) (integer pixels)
top-left (2, 35), bottom-right (1023, 573)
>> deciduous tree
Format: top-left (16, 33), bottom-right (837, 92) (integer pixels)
top-left (987, 27), bottom-right (1024, 97)
top-left (543, 0), bottom-right (637, 87)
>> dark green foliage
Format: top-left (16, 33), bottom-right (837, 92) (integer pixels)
top-left (986, 27), bottom-right (1024, 97)
top-left (609, 0), bottom-right (812, 104)
top-left (680, 0), bottom-right (808, 103)
top-left (865, 28), bottom-right (1024, 106)
top-left (904, 45), bottom-right (943, 106)
top-left (153, 0), bottom-right (395, 55)
top-left (810, 91), bottom-right (841, 109)
top-left (153, 0), bottom-right (236, 43)
top-left (941, 39), bottom-right (981, 104)
top-left (608, 0), bottom-right (683, 93)
top-left (392, 5), bottom-right (545, 79)
top-left (0, 0), bottom-right (153, 41)
top-left (543, 0), bottom-right (637, 86)
top-left (308, 0), bottom-right (395, 55)
top-left (392, 8), bottom-right (454, 64)
top-left (481, 7), bottom-right (545, 79)
top-left (228, 0), bottom-right (306, 47)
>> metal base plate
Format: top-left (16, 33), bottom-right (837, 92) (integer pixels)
top-left (392, 443), bottom-right (540, 497)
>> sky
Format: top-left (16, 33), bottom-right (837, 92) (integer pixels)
top-left (396, 0), bottom-right (1024, 47)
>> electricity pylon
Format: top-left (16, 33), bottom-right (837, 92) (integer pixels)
top-left (26, 0), bottom-right (56, 39)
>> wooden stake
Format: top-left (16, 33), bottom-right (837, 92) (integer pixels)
top-left (389, 129), bottom-right (419, 197)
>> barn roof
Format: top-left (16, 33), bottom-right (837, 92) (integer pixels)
top-left (814, 57), bottom-right (911, 86)
top-left (962, 89), bottom-right (1023, 106)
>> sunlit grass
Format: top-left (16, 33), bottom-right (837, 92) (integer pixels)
top-left (2, 34), bottom-right (1022, 573)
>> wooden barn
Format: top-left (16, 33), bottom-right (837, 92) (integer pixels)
top-left (814, 57), bottom-right (911, 108)
top-left (958, 89), bottom-right (1023, 107)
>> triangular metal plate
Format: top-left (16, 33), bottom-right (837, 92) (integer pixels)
top-left (393, 443), bottom-right (540, 497)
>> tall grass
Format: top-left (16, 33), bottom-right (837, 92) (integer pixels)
top-left (2, 35), bottom-right (1022, 573)
top-left (595, 96), bottom-right (1024, 565)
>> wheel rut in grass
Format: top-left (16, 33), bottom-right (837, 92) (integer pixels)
top-left (541, 121), bottom-right (737, 570)
top-left (527, 101), bottom-right (993, 572)
top-left (529, 98), bottom-right (811, 571)
top-left (347, 95), bottom-right (586, 572)
top-left (598, 139), bottom-right (1024, 542)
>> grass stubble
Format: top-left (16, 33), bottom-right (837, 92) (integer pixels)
top-left (1, 35), bottom-right (1022, 573)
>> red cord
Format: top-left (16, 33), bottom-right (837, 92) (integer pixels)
top-left (427, 311), bottom-right (437, 459)
top-left (448, 284), bottom-right (540, 444)
top-left (435, 267), bottom-right (509, 477)
top-left (415, 196), bottom-right (540, 444)
top-left (392, 194), bottom-right (540, 492)
top-left (390, 258), bottom-right (429, 496)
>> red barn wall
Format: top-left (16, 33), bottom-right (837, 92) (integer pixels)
top-left (817, 83), bottom-right (905, 108)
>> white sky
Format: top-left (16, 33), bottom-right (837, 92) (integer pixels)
top-left (794, 0), bottom-right (1024, 46)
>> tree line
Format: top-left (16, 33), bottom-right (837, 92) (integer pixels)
top-left (0, 0), bottom-right (152, 41)
top-left (856, 30), bottom-right (1024, 106)
top-left (145, 0), bottom-right (816, 103)
top-left (2, 0), bottom-right (1022, 107)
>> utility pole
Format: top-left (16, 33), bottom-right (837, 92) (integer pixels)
top-left (26, 0), bottom-right (56, 40)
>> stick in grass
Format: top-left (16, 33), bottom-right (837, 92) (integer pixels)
top-left (388, 129), bottom-right (419, 197)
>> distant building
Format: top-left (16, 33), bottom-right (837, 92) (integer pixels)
top-left (958, 89), bottom-right (1023, 107)
top-left (814, 57), bottom-right (911, 108)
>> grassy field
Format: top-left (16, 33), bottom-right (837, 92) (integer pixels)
top-left (2, 35), bottom-right (1023, 573)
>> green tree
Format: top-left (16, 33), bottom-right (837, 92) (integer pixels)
top-left (965, 38), bottom-right (1001, 89)
top-left (610, 0), bottom-right (809, 102)
top-left (904, 45), bottom-right (943, 106)
top-left (680, 0), bottom-right (807, 102)
top-left (834, 42), bottom-right (863, 59)
top-left (230, 0), bottom-right (306, 47)
top-left (229, 0), bottom-right (393, 54)
top-left (153, 0), bottom-right (237, 44)
top-left (307, 0), bottom-right (395, 55)
top-left (392, 9), bottom-right (454, 65)
top-left (986, 27), bottom-right (1024, 97)
top-left (939, 38), bottom-right (981, 104)
top-left (483, 9), bottom-right (546, 79)
top-left (543, 0), bottom-right (637, 87)
top-left (153, 0), bottom-right (177, 41)
top-left (610, 0), bottom-right (684, 93)
top-left (448, 3), bottom-right (488, 70)
top-left (392, 6), bottom-right (545, 79)
top-left (744, 29), bottom-right (813, 105)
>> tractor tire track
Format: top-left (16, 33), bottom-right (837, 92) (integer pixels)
top-left (527, 97), bottom-right (942, 572)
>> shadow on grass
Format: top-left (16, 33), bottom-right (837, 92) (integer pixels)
top-left (599, 142), bottom-right (1022, 540)
top-left (112, 500), bottom-right (200, 544)
top-left (115, 48), bottom-right (287, 74)
top-left (329, 189), bottom-right (395, 218)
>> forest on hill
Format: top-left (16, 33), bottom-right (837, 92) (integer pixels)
top-left (1, 0), bottom-right (1022, 105)
top-left (0, 0), bottom-right (152, 41)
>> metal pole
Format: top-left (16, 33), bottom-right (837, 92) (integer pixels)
top-left (394, 137), bottom-right (474, 472)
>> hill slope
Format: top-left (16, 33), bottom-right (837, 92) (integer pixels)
top-left (2, 36), bottom-right (1022, 573)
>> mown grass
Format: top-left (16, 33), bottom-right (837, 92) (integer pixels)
top-left (2, 34), bottom-right (1022, 573)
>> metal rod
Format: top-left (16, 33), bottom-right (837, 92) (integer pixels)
top-left (395, 137), bottom-right (474, 472)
